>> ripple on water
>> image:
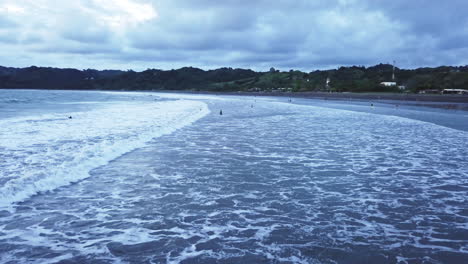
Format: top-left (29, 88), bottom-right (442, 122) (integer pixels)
top-left (0, 98), bottom-right (467, 263)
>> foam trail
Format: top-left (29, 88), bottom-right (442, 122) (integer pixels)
top-left (0, 100), bottom-right (210, 208)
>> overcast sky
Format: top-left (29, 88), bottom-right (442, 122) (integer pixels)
top-left (1, 0), bottom-right (467, 71)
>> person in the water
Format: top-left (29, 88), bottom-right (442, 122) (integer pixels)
top-left (220, 110), bottom-right (223, 115)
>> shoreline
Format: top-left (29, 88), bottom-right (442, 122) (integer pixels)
top-left (154, 90), bottom-right (468, 111)
top-left (166, 90), bottom-right (468, 103)
top-left (2, 88), bottom-right (468, 110)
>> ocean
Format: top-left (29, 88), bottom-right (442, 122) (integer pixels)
top-left (0, 89), bottom-right (467, 263)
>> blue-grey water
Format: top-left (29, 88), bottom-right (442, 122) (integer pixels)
top-left (0, 89), bottom-right (467, 264)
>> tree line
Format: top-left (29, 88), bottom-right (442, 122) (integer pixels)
top-left (1, 64), bottom-right (467, 93)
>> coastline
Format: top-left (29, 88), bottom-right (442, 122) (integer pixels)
top-left (153, 90), bottom-right (468, 111)
top-left (162, 90), bottom-right (468, 103)
top-left (2, 88), bottom-right (468, 110)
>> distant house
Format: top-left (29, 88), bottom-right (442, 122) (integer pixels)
top-left (442, 89), bottom-right (468, 95)
top-left (325, 77), bottom-right (331, 91)
top-left (380, 82), bottom-right (397, 87)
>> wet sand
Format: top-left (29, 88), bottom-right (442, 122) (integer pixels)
top-left (161, 90), bottom-right (468, 111)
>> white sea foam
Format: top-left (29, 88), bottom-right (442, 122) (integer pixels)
top-left (0, 99), bottom-right (210, 208)
top-left (152, 92), bottom-right (230, 101)
top-left (1, 92), bottom-right (467, 263)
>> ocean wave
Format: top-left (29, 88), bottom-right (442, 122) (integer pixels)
top-left (0, 100), bottom-right (210, 208)
top-left (0, 98), bottom-right (31, 104)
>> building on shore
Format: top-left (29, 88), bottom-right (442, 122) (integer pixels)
top-left (379, 61), bottom-right (406, 90)
top-left (380, 81), bottom-right (397, 87)
top-left (442, 89), bottom-right (468, 95)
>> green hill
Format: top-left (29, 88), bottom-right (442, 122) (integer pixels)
top-left (1, 64), bottom-right (468, 93)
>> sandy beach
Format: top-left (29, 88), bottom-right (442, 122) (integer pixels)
top-left (156, 90), bottom-right (468, 111)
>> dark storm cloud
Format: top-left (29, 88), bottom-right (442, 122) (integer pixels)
top-left (365, 0), bottom-right (468, 52)
top-left (121, 0), bottom-right (413, 69)
top-left (126, 1), bottom-right (327, 68)
top-left (367, 0), bottom-right (468, 34)
top-left (438, 34), bottom-right (468, 50)
top-left (2, 0), bottom-right (468, 70)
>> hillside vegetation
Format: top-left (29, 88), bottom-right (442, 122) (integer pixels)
top-left (1, 64), bottom-right (468, 93)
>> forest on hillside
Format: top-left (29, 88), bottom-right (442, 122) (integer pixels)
top-left (1, 64), bottom-right (468, 93)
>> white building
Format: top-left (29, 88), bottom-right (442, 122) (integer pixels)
top-left (326, 77), bottom-right (330, 89)
top-left (442, 89), bottom-right (468, 94)
top-left (380, 82), bottom-right (397, 87)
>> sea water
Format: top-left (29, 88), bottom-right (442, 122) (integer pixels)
top-left (0, 89), bottom-right (467, 263)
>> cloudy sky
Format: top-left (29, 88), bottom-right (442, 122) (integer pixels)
top-left (0, 0), bottom-right (467, 71)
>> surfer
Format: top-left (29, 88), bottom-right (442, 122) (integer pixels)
top-left (68, 116), bottom-right (72, 119)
